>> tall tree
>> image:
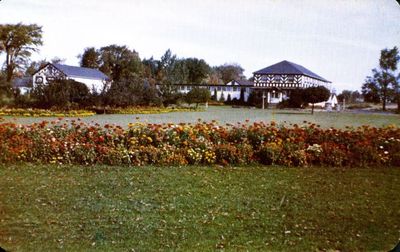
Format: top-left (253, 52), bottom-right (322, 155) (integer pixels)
top-left (0, 23), bottom-right (43, 82)
top-left (79, 47), bottom-right (100, 69)
top-left (362, 46), bottom-right (399, 111)
top-left (184, 58), bottom-right (210, 84)
top-left (215, 63), bottom-right (244, 83)
top-left (98, 45), bottom-right (143, 81)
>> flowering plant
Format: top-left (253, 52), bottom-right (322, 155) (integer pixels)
top-left (0, 119), bottom-right (399, 167)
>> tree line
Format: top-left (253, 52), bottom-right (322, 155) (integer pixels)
top-left (1, 23), bottom-right (399, 112)
top-left (0, 23), bottom-right (246, 109)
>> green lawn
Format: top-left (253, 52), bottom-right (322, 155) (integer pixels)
top-left (1, 165), bottom-right (399, 251)
top-left (3, 106), bottom-right (400, 128)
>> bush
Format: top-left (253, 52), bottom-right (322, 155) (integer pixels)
top-left (31, 79), bottom-right (90, 109)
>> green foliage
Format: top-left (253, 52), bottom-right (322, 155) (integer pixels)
top-left (0, 23), bottom-right (43, 82)
top-left (78, 45), bottom-right (143, 82)
top-left (303, 86), bottom-right (330, 114)
top-left (219, 92), bottom-right (225, 102)
top-left (31, 79), bottom-right (90, 109)
top-left (212, 89), bottom-right (218, 101)
top-left (185, 87), bottom-right (211, 107)
top-left (337, 90), bottom-right (362, 103)
top-left (104, 76), bottom-right (159, 107)
top-left (184, 58), bottom-right (211, 84)
top-left (214, 63), bottom-right (244, 83)
top-left (247, 89), bottom-right (263, 107)
top-left (362, 46), bottom-right (400, 111)
top-left (79, 47), bottom-right (100, 69)
top-left (280, 89), bottom-right (305, 108)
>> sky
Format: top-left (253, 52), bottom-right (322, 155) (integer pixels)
top-left (0, 0), bottom-right (399, 92)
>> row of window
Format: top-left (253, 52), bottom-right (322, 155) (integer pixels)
top-left (254, 83), bottom-right (303, 87)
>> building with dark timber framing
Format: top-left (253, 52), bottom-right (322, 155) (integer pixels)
top-left (253, 60), bottom-right (331, 105)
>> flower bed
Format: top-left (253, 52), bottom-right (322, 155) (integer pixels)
top-left (0, 108), bottom-right (95, 117)
top-left (100, 106), bottom-right (204, 114)
top-left (0, 119), bottom-right (399, 167)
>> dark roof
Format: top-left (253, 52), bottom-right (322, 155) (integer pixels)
top-left (13, 77), bottom-right (32, 88)
top-left (253, 60), bottom-right (330, 83)
top-left (53, 63), bottom-right (109, 80)
top-left (233, 79), bottom-right (254, 86)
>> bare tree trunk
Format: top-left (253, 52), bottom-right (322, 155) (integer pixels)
top-left (311, 103), bottom-right (315, 114)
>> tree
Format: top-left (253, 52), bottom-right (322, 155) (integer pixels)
top-left (226, 94), bottom-right (232, 104)
top-left (303, 86), bottom-right (330, 114)
top-left (185, 88), bottom-right (211, 108)
top-left (142, 56), bottom-right (161, 85)
top-left (79, 47), bottom-right (100, 69)
top-left (212, 89), bottom-right (218, 101)
top-left (156, 50), bottom-right (182, 106)
top-left (0, 23), bottom-right (43, 82)
top-left (219, 92), bottom-right (225, 102)
top-left (285, 89), bottom-right (305, 108)
top-left (239, 88), bottom-right (245, 104)
top-left (247, 90), bottom-right (263, 107)
top-left (184, 58), bottom-right (210, 84)
top-left (105, 76), bottom-right (145, 107)
top-left (362, 46), bottom-right (399, 111)
top-left (337, 90), bottom-right (362, 103)
top-left (79, 45), bottom-right (144, 82)
top-left (215, 63), bottom-right (244, 83)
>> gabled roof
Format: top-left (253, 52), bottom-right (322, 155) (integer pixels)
top-left (253, 60), bottom-right (330, 83)
top-left (53, 63), bottom-right (109, 80)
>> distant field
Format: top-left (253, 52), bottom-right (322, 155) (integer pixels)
top-left (2, 106), bottom-right (400, 128)
top-left (1, 165), bottom-right (399, 251)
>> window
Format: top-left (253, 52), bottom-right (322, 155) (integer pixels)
top-left (233, 87), bottom-right (238, 92)
top-left (35, 76), bottom-right (43, 84)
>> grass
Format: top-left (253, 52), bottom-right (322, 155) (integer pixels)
top-left (1, 164), bottom-right (399, 251)
top-left (2, 106), bottom-right (400, 129)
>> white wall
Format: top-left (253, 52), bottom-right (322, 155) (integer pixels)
top-left (176, 83), bottom-right (251, 102)
top-left (66, 77), bottom-right (106, 93)
top-left (32, 66), bottom-right (107, 93)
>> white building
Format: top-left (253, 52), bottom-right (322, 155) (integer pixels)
top-left (32, 63), bottom-right (110, 93)
top-left (253, 60), bottom-right (332, 104)
top-left (166, 79), bottom-right (253, 102)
